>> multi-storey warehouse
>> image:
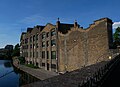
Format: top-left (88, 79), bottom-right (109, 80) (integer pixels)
top-left (20, 18), bottom-right (113, 73)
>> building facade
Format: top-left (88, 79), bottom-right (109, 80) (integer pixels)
top-left (20, 18), bottom-right (113, 73)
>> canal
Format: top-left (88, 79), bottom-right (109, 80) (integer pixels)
top-left (0, 60), bottom-right (40, 87)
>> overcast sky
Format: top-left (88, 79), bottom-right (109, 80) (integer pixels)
top-left (0, 0), bottom-right (120, 48)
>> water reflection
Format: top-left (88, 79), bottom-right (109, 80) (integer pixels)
top-left (4, 61), bottom-right (12, 68)
top-left (0, 60), bottom-right (19, 87)
top-left (0, 60), bottom-right (40, 87)
top-left (19, 70), bottom-right (40, 86)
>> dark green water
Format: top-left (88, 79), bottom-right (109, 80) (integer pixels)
top-left (0, 60), bottom-right (39, 87)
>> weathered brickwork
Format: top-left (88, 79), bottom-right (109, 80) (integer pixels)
top-left (20, 18), bottom-right (113, 73)
top-left (58, 18), bottom-right (113, 72)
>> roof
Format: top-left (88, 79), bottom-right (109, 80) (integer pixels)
top-left (58, 23), bottom-right (74, 34)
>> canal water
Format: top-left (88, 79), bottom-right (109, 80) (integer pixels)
top-left (0, 60), bottom-right (40, 87)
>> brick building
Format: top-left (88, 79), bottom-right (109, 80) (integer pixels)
top-left (20, 18), bottom-right (113, 73)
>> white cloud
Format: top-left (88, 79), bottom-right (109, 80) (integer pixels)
top-left (20, 14), bottom-right (45, 24)
top-left (19, 14), bottom-right (56, 26)
top-left (113, 22), bottom-right (120, 29)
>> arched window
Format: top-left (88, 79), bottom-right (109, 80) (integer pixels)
top-left (36, 34), bottom-right (38, 40)
top-left (51, 39), bottom-right (56, 46)
top-left (51, 28), bottom-right (56, 36)
top-left (42, 32), bottom-right (46, 39)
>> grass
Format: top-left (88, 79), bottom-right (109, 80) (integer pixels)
top-left (25, 64), bottom-right (39, 69)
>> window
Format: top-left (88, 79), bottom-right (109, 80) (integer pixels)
top-left (30, 36), bottom-right (32, 42)
top-left (42, 32), bottom-right (46, 39)
top-left (30, 61), bottom-right (32, 64)
top-left (24, 52), bottom-right (28, 57)
top-left (42, 51), bottom-right (45, 58)
top-left (33, 35), bottom-right (35, 41)
top-left (36, 43), bottom-right (38, 48)
top-left (47, 41), bottom-right (49, 47)
top-left (36, 62), bottom-right (38, 67)
top-left (42, 63), bottom-right (45, 66)
top-left (47, 51), bottom-right (49, 59)
top-left (51, 51), bottom-right (56, 59)
top-left (47, 63), bottom-right (49, 70)
top-left (30, 52), bottom-right (32, 57)
top-left (51, 29), bottom-right (56, 36)
top-left (26, 52), bottom-right (28, 57)
top-left (23, 40), bottom-right (24, 44)
top-left (25, 38), bottom-right (28, 44)
top-left (33, 44), bottom-right (35, 49)
top-left (47, 32), bottom-right (49, 37)
top-left (36, 52), bottom-right (38, 58)
top-left (51, 64), bottom-right (56, 69)
top-left (51, 39), bottom-right (56, 46)
top-left (36, 34), bottom-right (38, 40)
top-left (42, 42), bottom-right (45, 47)
top-left (30, 44), bottom-right (32, 48)
top-left (26, 45), bottom-right (28, 49)
top-left (33, 52), bottom-right (34, 57)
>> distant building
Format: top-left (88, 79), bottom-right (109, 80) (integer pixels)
top-left (20, 18), bottom-right (113, 73)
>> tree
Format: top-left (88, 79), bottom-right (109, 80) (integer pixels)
top-left (113, 27), bottom-right (120, 46)
top-left (12, 44), bottom-right (20, 57)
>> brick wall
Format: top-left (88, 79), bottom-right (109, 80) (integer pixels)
top-left (58, 18), bottom-right (113, 72)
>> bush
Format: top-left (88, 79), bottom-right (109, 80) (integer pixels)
top-left (25, 64), bottom-right (39, 69)
top-left (18, 56), bottom-right (25, 64)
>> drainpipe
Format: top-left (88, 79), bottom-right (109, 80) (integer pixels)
top-left (64, 35), bottom-right (67, 72)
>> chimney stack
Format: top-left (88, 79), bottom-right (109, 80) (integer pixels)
top-left (56, 18), bottom-right (60, 28)
top-left (74, 20), bottom-right (78, 28)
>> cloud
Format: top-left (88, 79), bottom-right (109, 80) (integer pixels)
top-left (113, 22), bottom-right (120, 29)
top-left (20, 14), bottom-right (50, 25)
top-left (20, 15), bottom-right (42, 23)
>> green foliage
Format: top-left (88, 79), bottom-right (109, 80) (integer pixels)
top-left (25, 64), bottom-right (39, 69)
top-left (113, 27), bottom-right (120, 46)
top-left (12, 43), bottom-right (20, 57)
top-left (18, 56), bottom-right (25, 64)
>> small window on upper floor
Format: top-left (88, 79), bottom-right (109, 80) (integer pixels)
top-left (30, 36), bottom-right (32, 42)
top-left (51, 39), bottom-right (56, 46)
top-left (36, 43), bottom-right (38, 48)
top-left (42, 32), bottom-right (46, 39)
top-left (47, 32), bottom-right (49, 37)
top-left (22, 40), bottom-right (24, 44)
top-left (47, 41), bottom-right (49, 47)
top-left (25, 38), bottom-right (28, 44)
top-left (51, 28), bottom-right (56, 36)
top-left (36, 34), bottom-right (38, 40)
top-left (33, 44), bottom-right (35, 49)
top-left (33, 35), bottom-right (35, 41)
top-left (42, 41), bottom-right (45, 47)
top-left (36, 52), bottom-right (38, 58)
top-left (42, 51), bottom-right (45, 58)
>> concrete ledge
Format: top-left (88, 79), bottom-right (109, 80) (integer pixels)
top-left (19, 65), bottom-right (58, 80)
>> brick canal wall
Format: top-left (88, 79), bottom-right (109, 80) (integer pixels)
top-left (21, 60), bottom-right (108, 87)
top-left (22, 54), bottom-right (120, 87)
